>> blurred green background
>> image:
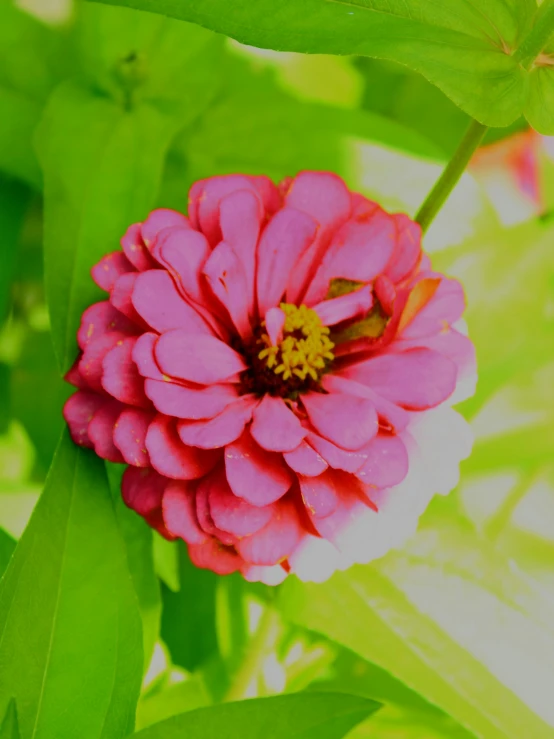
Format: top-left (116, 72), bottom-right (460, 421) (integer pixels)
top-left (1, 1), bottom-right (554, 737)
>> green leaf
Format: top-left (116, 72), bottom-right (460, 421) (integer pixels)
top-left (0, 91), bottom-right (42, 187)
top-left (0, 528), bottom-right (15, 579)
top-left (88, 0), bottom-right (554, 131)
top-left (106, 461), bottom-right (161, 672)
top-left (132, 692), bottom-right (380, 739)
top-left (0, 431), bottom-right (143, 739)
top-left (136, 675), bottom-right (210, 731)
top-left (161, 543), bottom-right (218, 672)
top-left (0, 701), bottom-right (19, 739)
top-left (0, 176), bottom-right (29, 326)
top-left (278, 520), bottom-right (554, 739)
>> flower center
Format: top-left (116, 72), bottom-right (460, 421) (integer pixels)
top-left (241, 303), bottom-right (335, 398)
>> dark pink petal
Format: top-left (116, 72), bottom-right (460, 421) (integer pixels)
top-left (341, 348), bottom-right (457, 410)
top-left (122, 466), bottom-right (166, 517)
top-left (188, 538), bottom-right (243, 576)
top-left (155, 330), bottom-right (247, 384)
top-left (121, 222), bottom-right (156, 272)
top-left (384, 214), bottom-right (421, 284)
top-left (250, 395), bottom-right (306, 452)
top-left (208, 469), bottom-right (274, 536)
top-left (195, 472), bottom-right (239, 545)
top-left (307, 432), bottom-right (368, 473)
top-left (146, 414), bottom-right (220, 479)
top-left (374, 275), bottom-right (396, 316)
top-left (63, 391), bottom-right (106, 448)
top-left (177, 395), bottom-right (257, 448)
top-left (102, 336), bottom-right (150, 408)
top-left (256, 207), bottom-right (318, 316)
top-left (264, 307), bottom-right (285, 346)
top-left (132, 270), bottom-right (213, 335)
top-left (225, 430), bottom-right (294, 506)
top-left (91, 251), bottom-right (134, 291)
top-left (112, 407), bottom-right (154, 466)
top-left (145, 378), bottom-right (237, 420)
top-left (249, 175), bottom-right (281, 214)
top-left (285, 171), bottom-right (352, 304)
top-left (393, 327), bottom-right (476, 380)
top-left (312, 285), bottom-right (373, 327)
top-left (203, 241), bottom-right (252, 340)
top-left (298, 469), bottom-right (346, 518)
top-left (65, 357), bottom-right (89, 390)
top-left (236, 499), bottom-right (302, 566)
top-left (110, 272), bottom-right (145, 325)
top-left (301, 392), bottom-right (378, 451)
top-left (87, 400), bottom-right (124, 463)
top-left (162, 481), bottom-right (208, 544)
top-left (141, 209), bottom-right (190, 247)
top-left (77, 301), bottom-right (136, 350)
top-left (400, 276), bottom-right (465, 338)
top-left (132, 333), bottom-right (164, 380)
top-left (283, 440), bottom-right (328, 476)
top-left (78, 331), bottom-right (128, 393)
top-left (323, 374), bottom-right (410, 433)
top-left (355, 435), bottom-right (409, 488)
top-left (219, 189), bottom-right (263, 316)
top-left (154, 227), bottom-right (211, 307)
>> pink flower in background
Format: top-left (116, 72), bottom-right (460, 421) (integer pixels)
top-left (64, 171), bottom-right (475, 584)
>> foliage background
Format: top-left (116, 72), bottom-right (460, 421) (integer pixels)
top-left (1, 0), bottom-right (554, 737)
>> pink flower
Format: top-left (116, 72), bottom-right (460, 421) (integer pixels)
top-left (64, 171), bottom-right (475, 584)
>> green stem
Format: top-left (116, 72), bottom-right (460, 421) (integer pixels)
top-left (513, 0), bottom-right (554, 69)
top-left (415, 119), bottom-right (488, 233)
top-left (225, 607), bottom-right (281, 702)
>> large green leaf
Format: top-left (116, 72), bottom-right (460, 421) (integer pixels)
top-left (278, 514), bottom-right (554, 739)
top-left (0, 431), bottom-right (143, 739)
top-left (0, 529), bottom-right (15, 579)
top-left (0, 702), bottom-right (19, 739)
top-left (132, 692), bottom-right (380, 739)
top-left (88, 0), bottom-right (554, 132)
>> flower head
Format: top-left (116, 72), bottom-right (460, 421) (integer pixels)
top-left (64, 171), bottom-right (475, 584)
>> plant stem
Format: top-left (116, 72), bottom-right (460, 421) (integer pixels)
top-left (415, 119), bottom-right (488, 233)
top-left (513, 0), bottom-right (554, 69)
top-left (225, 606), bottom-right (281, 702)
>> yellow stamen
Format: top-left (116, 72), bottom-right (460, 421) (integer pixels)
top-left (257, 303), bottom-right (334, 383)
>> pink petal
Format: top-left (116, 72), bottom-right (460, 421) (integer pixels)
top-left (307, 432), bottom-right (368, 473)
top-left (146, 414), bottom-right (220, 479)
top-left (121, 222), bottom-right (156, 272)
top-left (141, 209), bottom-right (190, 247)
top-left (162, 481), bottom-right (208, 544)
top-left (195, 472), bottom-right (239, 545)
top-left (77, 301), bottom-right (136, 350)
top-left (203, 241), bottom-right (252, 340)
top-left (236, 499), bottom-right (302, 566)
top-left (132, 333), bottom-right (165, 381)
top-left (301, 392), bottom-right (378, 451)
top-left (299, 469), bottom-right (346, 518)
top-left (219, 189), bottom-right (263, 316)
top-left (78, 331), bottom-right (128, 393)
top-left (341, 348), bottom-right (458, 410)
top-left (384, 214), bottom-right (421, 284)
top-left (155, 330), bottom-right (246, 384)
top-left (207, 468), bottom-right (274, 536)
top-left (400, 276), bottom-right (465, 339)
top-left (323, 374), bottom-right (410, 433)
top-left (225, 430), bottom-right (294, 506)
top-left (393, 327), bottom-right (476, 381)
top-left (256, 207), bottom-right (318, 316)
top-left (154, 227), bottom-right (211, 307)
top-left (283, 439), bottom-right (328, 477)
top-left (112, 407), bottom-right (154, 466)
top-left (176, 395), bottom-right (257, 448)
top-left (91, 251), bottom-right (134, 292)
top-left (87, 400), bottom-right (124, 463)
top-left (312, 285), bottom-right (373, 326)
top-left (250, 395), bottom-right (306, 452)
top-left (374, 275), bottom-right (396, 316)
top-left (355, 435), bottom-right (409, 488)
top-left (64, 356), bottom-right (89, 390)
top-left (110, 272), bottom-right (145, 325)
top-left (122, 466), bottom-right (166, 517)
top-left (63, 391), bottom-right (106, 448)
top-left (188, 538), bottom-right (243, 576)
top-left (145, 378), bottom-right (237, 420)
top-left (284, 171), bottom-right (352, 304)
top-left (264, 307), bottom-right (285, 346)
top-left (101, 336), bottom-right (150, 408)
top-left (131, 270), bottom-right (213, 335)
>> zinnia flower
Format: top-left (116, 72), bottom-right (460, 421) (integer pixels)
top-left (64, 171), bottom-right (475, 584)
